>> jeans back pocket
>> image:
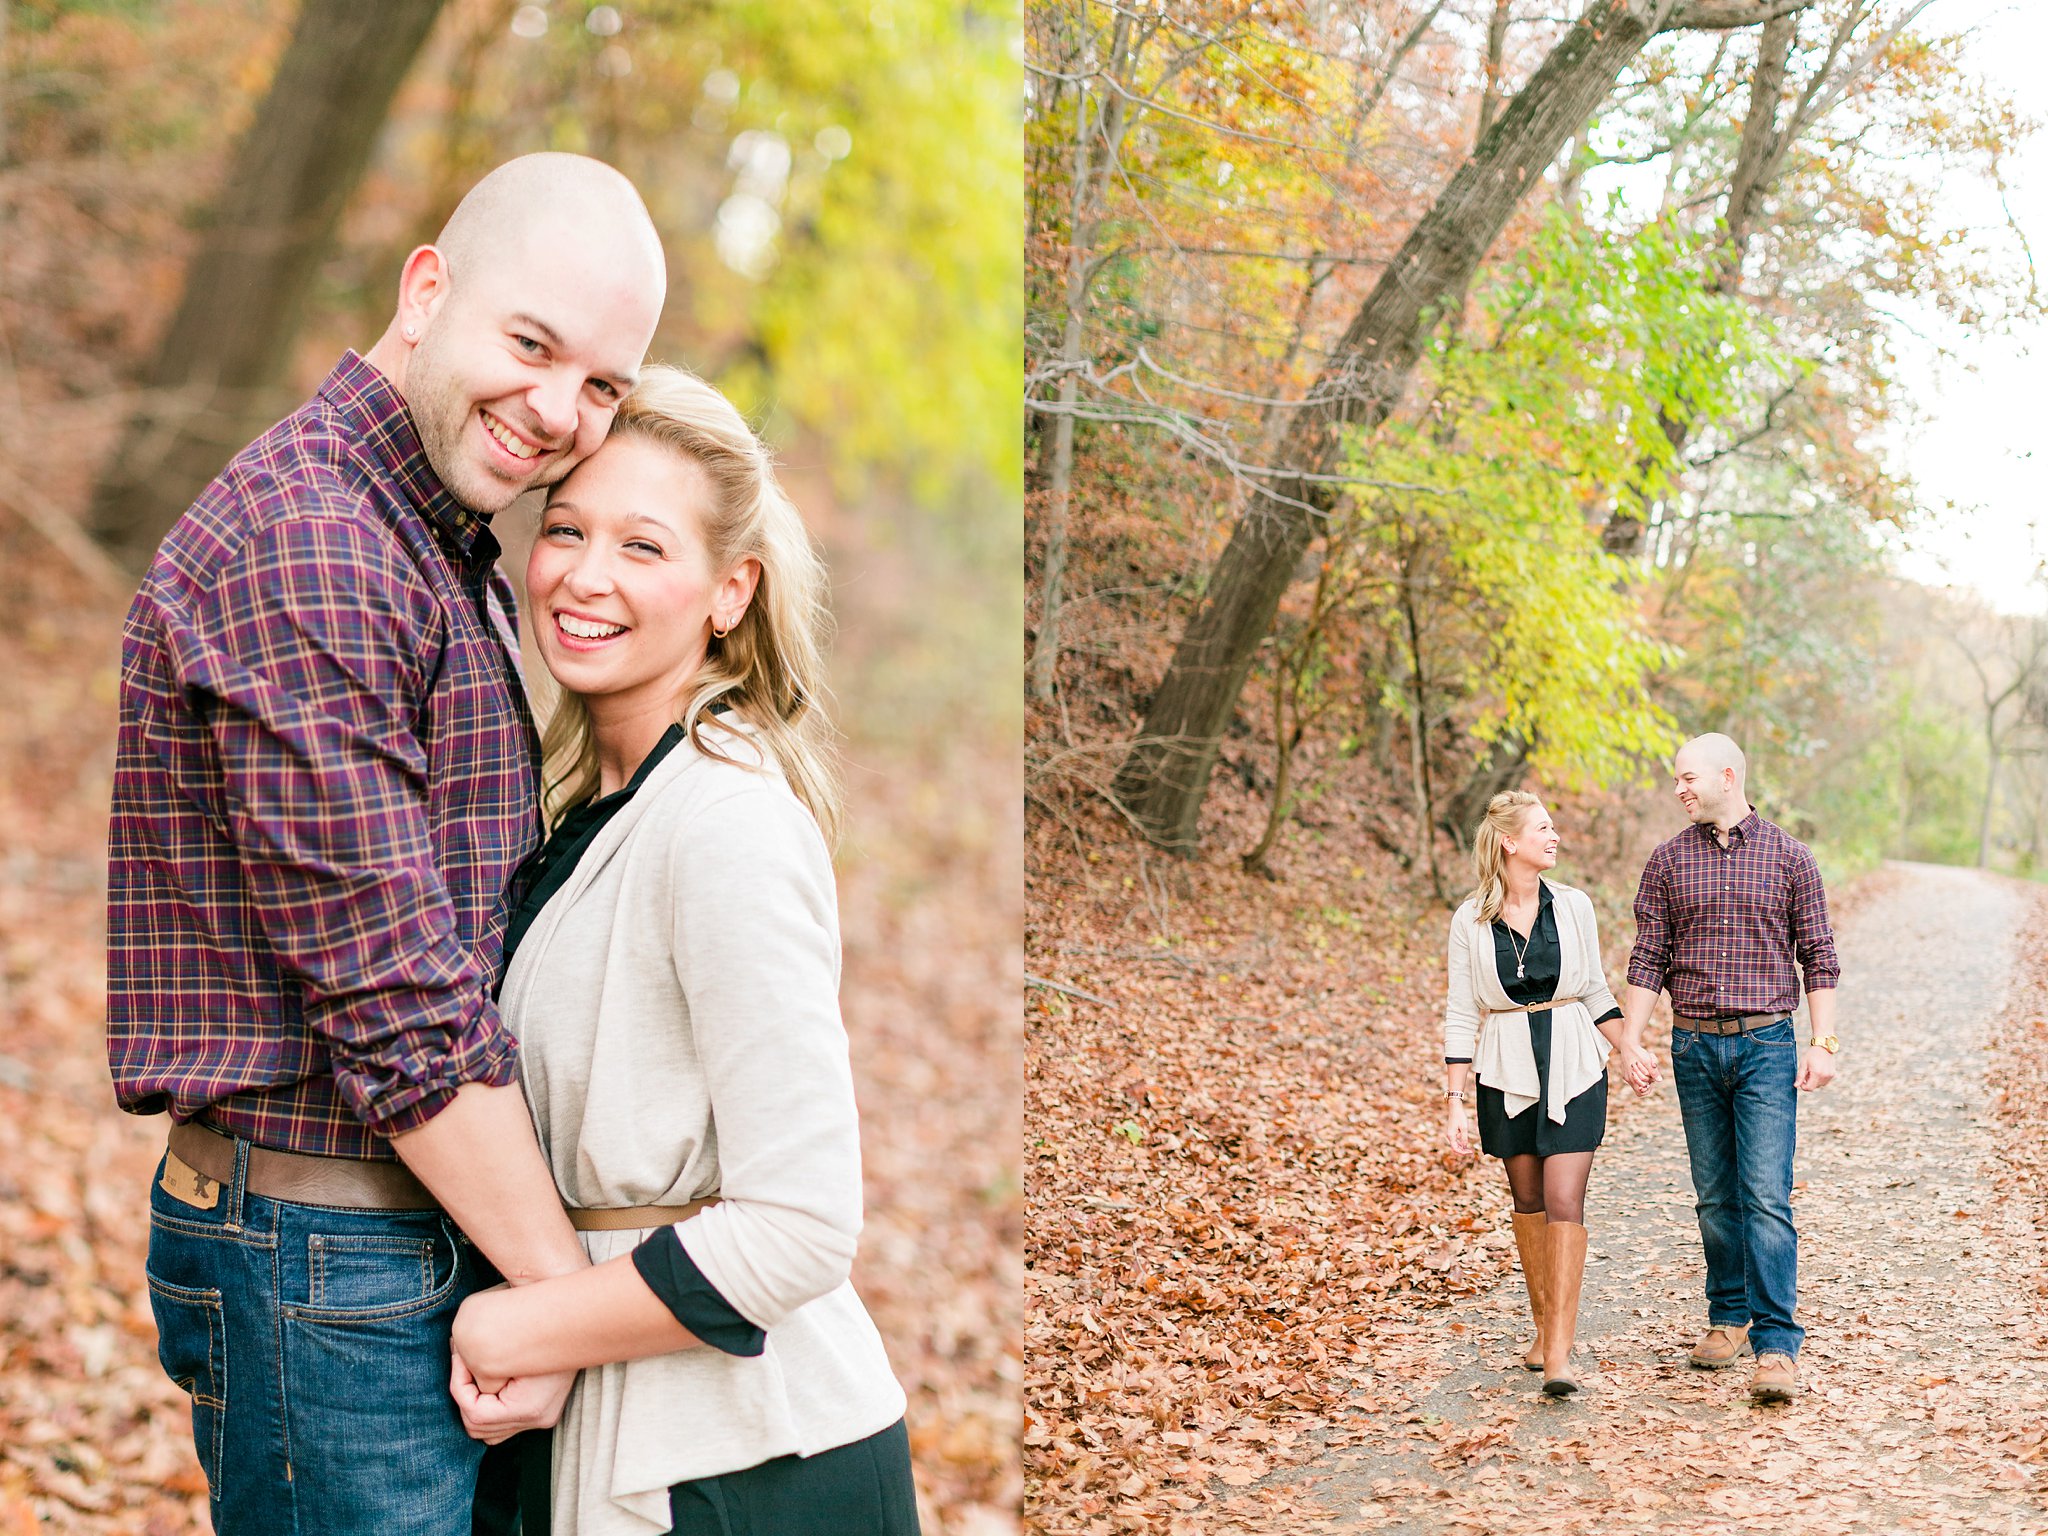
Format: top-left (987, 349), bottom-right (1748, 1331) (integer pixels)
top-left (146, 1274), bottom-right (226, 1495)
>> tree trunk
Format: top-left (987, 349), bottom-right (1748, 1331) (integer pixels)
top-left (1241, 658), bottom-right (1298, 877)
top-left (1402, 571), bottom-right (1442, 895)
top-left (1112, 0), bottom-right (1676, 850)
top-left (1977, 726), bottom-right (1999, 870)
top-left (1603, 9), bottom-right (1796, 557)
top-left (87, 0), bottom-right (448, 570)
top-left (1030, 14), bottom-right (1131, 702)
top-left (1475, 0), bottom-right (1514, 143)
top-left (1441, 737), bottom-right (1532, 850)
top-left (1242, 557), bottom-right (1335, 875)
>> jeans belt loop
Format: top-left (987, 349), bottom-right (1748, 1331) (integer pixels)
top-left (228, 1132), bottom-right (250, 1228)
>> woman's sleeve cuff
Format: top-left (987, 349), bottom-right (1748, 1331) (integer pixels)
top-left (630, 1224), bottom-right (767, 1357)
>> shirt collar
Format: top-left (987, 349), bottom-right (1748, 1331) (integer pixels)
top-left (1694, 809), bottom-right (1759, 848)
top-left (316, 351), bottom-right (498, 565)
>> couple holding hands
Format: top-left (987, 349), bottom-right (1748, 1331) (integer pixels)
top-left (1441, 734), bottom-right (1841, 1405)
top-left (108, 156), bottom-right (915, 1534)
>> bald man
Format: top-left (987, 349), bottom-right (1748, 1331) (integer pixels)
top-left (1616, 733), bottom-right (1841, 1407)
top-left (107, 154), bottom-right (666, 1533)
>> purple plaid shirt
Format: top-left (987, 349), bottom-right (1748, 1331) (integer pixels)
top-left (1626, 811), bottom-right (1840, 1019)
top-left (107, 352), bottom-right (542, 1159)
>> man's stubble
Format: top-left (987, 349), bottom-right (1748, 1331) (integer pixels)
top-left (404, 325), bottom-right (571, 518)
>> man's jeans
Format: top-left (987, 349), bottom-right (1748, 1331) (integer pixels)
top-left (145, 1139), bottom-right (506, 1535)
top-left (1670, 1018), bottom-right (1805, 1358)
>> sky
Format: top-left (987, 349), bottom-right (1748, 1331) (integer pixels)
top-left (1581, 0), bottom-right (2047, 616)
top-left (1868, 0), bottom-right (2046, 615)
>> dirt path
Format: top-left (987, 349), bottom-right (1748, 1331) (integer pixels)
top-left (1276, 861), bottom-right (2048, 1535)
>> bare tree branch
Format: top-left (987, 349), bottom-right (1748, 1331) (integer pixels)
top-left (1664, 0), bottom-right (1820, 31)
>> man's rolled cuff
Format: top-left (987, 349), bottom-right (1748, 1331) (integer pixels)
top-left (1624, 963), bottom-right (1667, 995)
top-left (336, 1006), bottom-right (522, 1138)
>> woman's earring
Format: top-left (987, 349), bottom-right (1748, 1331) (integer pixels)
top-left (403, 324), bottom-right (417, 340)
top-left (1505, 845), bottom-right (1516, 855)
top-left (711, 616), bottom-right (733, 640)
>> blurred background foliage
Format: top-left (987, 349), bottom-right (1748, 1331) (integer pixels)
top-left (10, 0), bottom-right (1020, 504)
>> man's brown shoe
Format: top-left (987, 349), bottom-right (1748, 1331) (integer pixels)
top-left (1688, 1324), bottom-right (1751, 1370)
top-left (1751, 1351), bottom-right (1797, 1403)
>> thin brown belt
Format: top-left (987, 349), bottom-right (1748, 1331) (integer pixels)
top-left (165, 1122), bottom-right (720, 1229)
top-left (1674, 1012), bottom-right (1791, 1036)
top-left (567, 1200), bottom-right (719, 1231)
top-left (1486, 996), bottom-right (1586, 1016)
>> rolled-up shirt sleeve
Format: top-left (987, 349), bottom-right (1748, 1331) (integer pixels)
top-left (630, 1225), bottom-right (766, 1357)
top-left (666, 785), bottom-right (862, 1331)
top-left (1626, 846), bottom-right (1673, 996)
top-left (1788, 842), bottom-right (1840, 993)
top-left (163, 508), bottom-right (516, 1136)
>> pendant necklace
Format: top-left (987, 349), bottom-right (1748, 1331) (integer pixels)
top-left (1504, 919), bottom-right (1530, 981)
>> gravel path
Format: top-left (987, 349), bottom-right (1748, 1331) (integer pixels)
top-left (1281, 861), bottom-right (2048, 1534)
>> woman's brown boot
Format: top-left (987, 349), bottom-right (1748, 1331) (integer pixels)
top-left (1509, 1210), bottom-right (1550, 1371)
top-left (1541, 1219), bottom-right (1587, 1397)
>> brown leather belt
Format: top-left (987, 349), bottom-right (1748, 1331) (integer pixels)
top-left (1674, 1012), bottom-right (1791, 1036)
top-left (167, 1120), bottom-right (436, 1210)
top-left (166, 1122), bottom-right (720, 1228)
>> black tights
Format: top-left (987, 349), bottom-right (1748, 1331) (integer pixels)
top-left (1503, 1151), bottom-right (1594, 1225)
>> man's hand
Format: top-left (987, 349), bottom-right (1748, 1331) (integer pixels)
top-left (449, 1350), bottom-right (575, 1445)
top-left (1795, 1045), bottom-right (1837, 1093)
top-left (1617, 1041), bottom-right (1659, 1095)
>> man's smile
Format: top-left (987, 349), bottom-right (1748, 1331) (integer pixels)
top-left (480, 408), bottom-right (549, 465)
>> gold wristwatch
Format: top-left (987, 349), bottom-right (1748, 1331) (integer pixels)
top-left (1809, 1034), bottom-right (1839, 1053)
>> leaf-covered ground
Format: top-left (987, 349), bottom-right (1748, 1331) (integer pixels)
top-left (1026, 802), bottom-right (2048, 1532)
top-left (0, 513), bottom-right (1022, 1535)
top-left (1024, 781), bottom-right (1553, 1531)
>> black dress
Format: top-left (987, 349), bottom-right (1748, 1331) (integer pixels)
top-left (472, 724), bottom-right (919, 1536)
top-left (1473, 881), bottom-right (1617, 1158)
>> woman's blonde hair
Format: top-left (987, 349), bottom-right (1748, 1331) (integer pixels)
top-left (534, 364), bottom-right (842, 846)
top-left (1468, 791), bottom-right (1543, 924)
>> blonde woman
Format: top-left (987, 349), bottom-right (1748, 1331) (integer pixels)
top-left (445, 367), bottom-right (917, 1534)
top-left (1442, 792), bottom-right (1651, 1396)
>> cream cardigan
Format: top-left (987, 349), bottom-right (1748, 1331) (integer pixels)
top-left (1442, 881), bottom-right (1619, 1123)
top-left (500, 724), bottom-right (905, 1535)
